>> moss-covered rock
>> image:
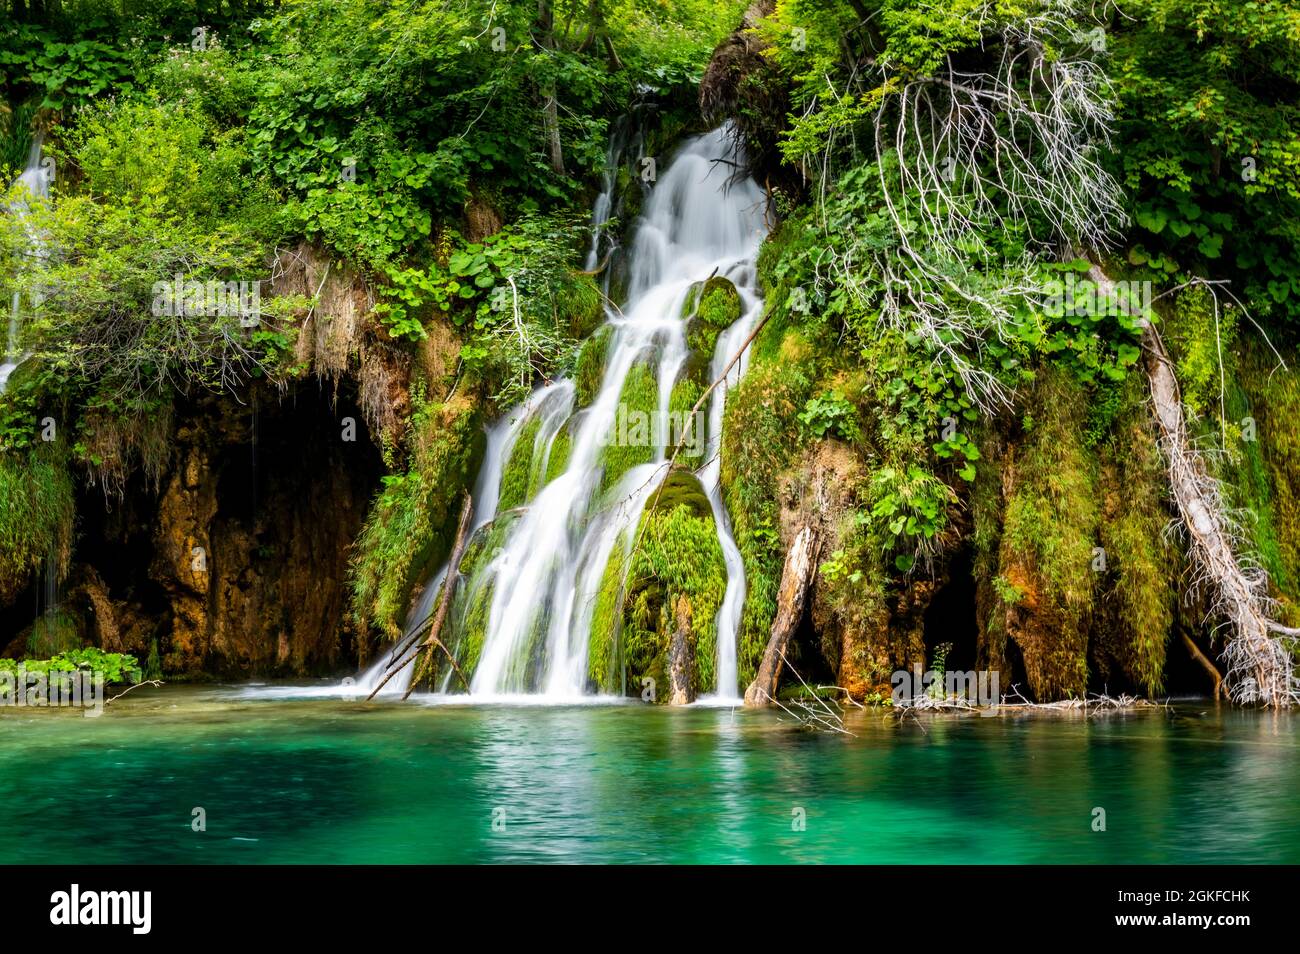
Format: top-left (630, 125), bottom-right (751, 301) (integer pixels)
top-left (497, 416), bottom-right (543, 513)
top-left (992, 368), bottom-right (1098, 700)
top-left (574, 325), bottom-right (613, 408)
top-left (544, 421), bottom-right (573, 484)
top-left (598, 360), bottom-right (659, 494)
top-left (349, 394), bottom-right (484, 639)
top-left (442, 512), bottom-right (521, 683)
top-left (587, 474), bottom-right (727, 701)
top-left (667, 373), bottom-right (705, 469)
top-left (682, 275), bottom-right (742, 362)
top-left (720, 322), bottom-right (817, 687)
top-left (1093, 374), bottom-right (1180, 696)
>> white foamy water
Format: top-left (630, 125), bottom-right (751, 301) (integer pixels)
top-left (338, 124), bottom-right (769, 703)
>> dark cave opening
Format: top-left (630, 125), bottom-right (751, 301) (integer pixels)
top-left (4, 380), bottom-right (386, 673)
top-left (923, 546), bottom-right (980, 676)
top-left (784, 590), bottom-right (836, 692)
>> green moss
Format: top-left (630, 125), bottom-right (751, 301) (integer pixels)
top-left (682, 275), bottom-right (741, 360)
top-left (1224, 338), bottom-right (1300, 618)
top-left (25, 608), bottom-right (82, 658)
top-left (589, 482), bottom-right (727, 700)
top-left (349, 395), bottom-right (484, 639)
top-left (145, 638), bottom-right (163, 680)
top-left (544, 423), bottom-right (573, 484)
top-left (1097, 375), bottom-right (1178, 695)
top-left (996, 368), bottom-right (1098, 700)
top-left (719, 327), bottom-right (817, 686)
top-left (574, 325), bottom-right (612, 408)
top-left (598, 361), bottom-right (659, 494)
top-left (615, 163), bottom-right (643, 225)
top-left (650, 467), bottom-right (714, 518)
top-left (450, 576), bottom-right (492, 681)
top-left (0, 445), bottom-right (75, 608)
top-left (971, 424), bottom-right (1009, 676)
top-left (667, 373), bottom-right (705, 469)
top-left (1164, 287), bottom-right (1300, 620)
top-left (1166, 286), bottom-right (1239, 420)
top-left (498, 416), bottom-right (542, 513)
top-left (445, 514), bottom-right (521, 682)
top-left (555, 270), bottom-right (605, 339)
top-left (587, 537), bottom-right (628, 692)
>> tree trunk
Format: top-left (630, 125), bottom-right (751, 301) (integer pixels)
top-left (667, 595), bottom-right (693, 705)
top-left (1180, 628), bottom-right (1223, 702)
top-left (403, 493), bottom-right (475, 699)
top-left (1088, 264), bottom-right (1298, 708)
top-left (744, 525), bottom-right (820, 706)
top-left (537, 0), bottom-right (565, 175)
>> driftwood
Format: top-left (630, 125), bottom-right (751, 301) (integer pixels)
top-left (363, 493), bottom-right (474, 702)
top-left (1089, 264), bottom-right (1299, 708)
top-left (105, 680), bottom-right (164, 705)
top-left (744, 525), bottom-right (820, 706)
top-left (765, 650), bottom-right (855, 735)
top-left (403, 493), bottom-right (475, 700)
top-left (1180, 629), bottom-right (1224, 702)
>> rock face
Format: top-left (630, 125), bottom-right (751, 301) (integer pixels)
top-left (77, 385), bottom-right (385, 677)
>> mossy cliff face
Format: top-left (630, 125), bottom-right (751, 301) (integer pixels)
top-left (981, 369), bottom-right (1099, 700)
top-left (716, 227), bottom-right (1299, 703)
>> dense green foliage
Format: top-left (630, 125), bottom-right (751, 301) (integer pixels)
top-left (0, 0), bottom-right (742, 646)
top-left (3, 0), bottom-right (1299, 701)
top-left (0, 647), bottom-right (141, 683)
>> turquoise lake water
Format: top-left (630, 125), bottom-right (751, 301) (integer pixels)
top-left (1, 686), bottom-right (1295, 863)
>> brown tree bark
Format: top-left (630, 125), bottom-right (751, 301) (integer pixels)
top-left (536, 0), bottom-right (565, 175)
top-left (667, 595), bottom-right (693, 706)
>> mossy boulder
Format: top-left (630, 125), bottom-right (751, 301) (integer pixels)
top-left (545, 421), bottom-right (573, 483)
top-left (441, 512), bottom-right (523, 684)
top-left (682, 275), bottom-right (742, 364)
top-left (667, 373), bottom-right (706, 469)
top-left (574, 325), bottom-right (613, 408)
top-left (498, 416), bottom-right (543, 513)
top-left (598, 360), bottom-right (659, 494)
top-left (587, 472), bottom-right (727, 701)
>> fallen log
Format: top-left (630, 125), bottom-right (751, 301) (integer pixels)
top-left (363, 493), bottom-right (473, 702)
top-left (403, 492), bottom-right (475, 700)
top-left (744, 525), bottom-right (820, 706)
top-left (1088, 264), bottom-right (1298, 708)
top-left (1180, 629), bottom-right (1224, 703)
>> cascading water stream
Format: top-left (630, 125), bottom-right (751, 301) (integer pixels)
top-left (353, 124), bottom-right (767, 703)
top-left (0, 137), bottom-right (51, 394)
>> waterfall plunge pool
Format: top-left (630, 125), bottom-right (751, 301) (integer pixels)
top-left (1, 685), bottom-right (1296, 864)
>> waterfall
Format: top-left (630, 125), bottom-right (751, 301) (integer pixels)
top-left (0, 137), bottom-right (51, 394)
top-left (358, 124), bottom-right (768, 702)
